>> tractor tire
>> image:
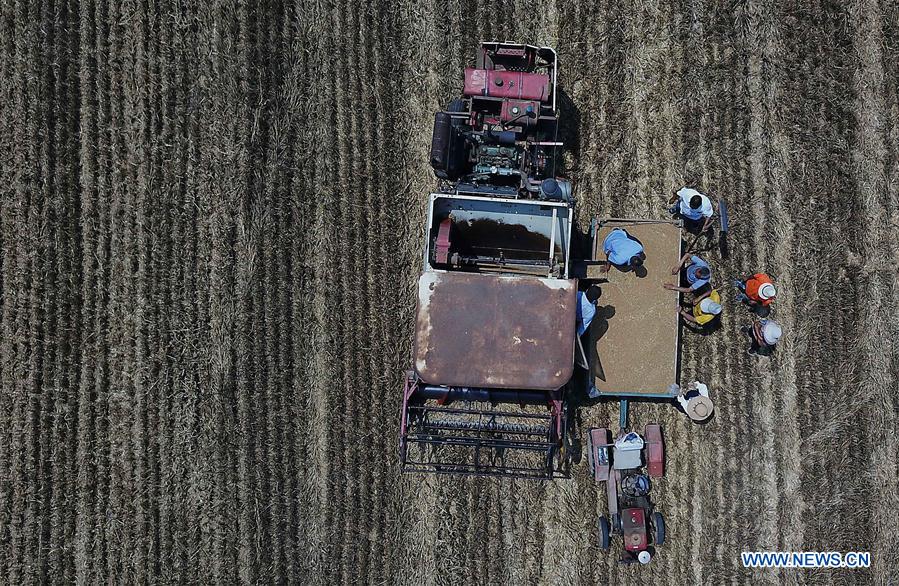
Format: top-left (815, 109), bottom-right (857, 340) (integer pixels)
top-left (447, 98), bottom-right (465, 113)
top-left (653, 511), bottom-right (666, 546)
top-left (598, 516), bottom-right (611, 550)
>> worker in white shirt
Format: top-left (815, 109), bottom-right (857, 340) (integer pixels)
top-left (675, 381), bottom-right (714, 422)
top-left (668, 187), bottom-right (714, 233)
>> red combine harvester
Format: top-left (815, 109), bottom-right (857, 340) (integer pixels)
top-left (588, 426), bottom-right (666, 564)
top-left (399, 42), bottom-right (575, 479)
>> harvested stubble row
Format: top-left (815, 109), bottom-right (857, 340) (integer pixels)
top-left (0, 0), bottom-right (896, 584)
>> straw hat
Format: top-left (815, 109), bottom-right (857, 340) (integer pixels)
top-left (759, 283), bottom-right (777, 300)
top-left (638, 551), bottom-right (652, 564)
top-left (686, 396), bottom-right (714, 421)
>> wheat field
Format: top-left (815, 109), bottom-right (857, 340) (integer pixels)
top-left (0, 0), bottom-right (897, 584)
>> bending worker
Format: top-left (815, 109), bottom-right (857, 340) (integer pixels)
top-left (735, 272), bottom-right (777, 308)
top-left (679, 288), bottom-right (722, 326)
top-left (665, 253), bottom-right (711, 294)
top-left (576, 285), bottom-right (602, 336)
top-left (675, 381), bottom-right (714, 423)
top-left (600, 228), bottom-right (645, 272)
top-left (578, 285), bottom-right (603, 399)
top-left (668, 186), bottom-right (714, 232)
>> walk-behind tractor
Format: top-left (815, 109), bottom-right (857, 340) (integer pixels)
top-left (588, 425), bottom-right (666, 564)
top-left (399, 42), bottom-right (575, 479)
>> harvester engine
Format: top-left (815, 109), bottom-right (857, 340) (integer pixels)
top-left (473, 144), bottom-right (521, 176)
top-left (428, 42), bottom-right (567, 200)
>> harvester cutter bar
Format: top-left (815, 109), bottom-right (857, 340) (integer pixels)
top-left (405, 436), bottom-right (553, 450)
top-left (401, 462), bottom-right (553, 479)
top-left (407, 404), bottom-right (555, 420)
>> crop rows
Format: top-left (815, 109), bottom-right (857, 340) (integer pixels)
top-left (0, 0), bottom-right (897, 584)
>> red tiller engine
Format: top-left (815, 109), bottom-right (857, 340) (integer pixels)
top-left (622, 508), bottom-right (648, 552)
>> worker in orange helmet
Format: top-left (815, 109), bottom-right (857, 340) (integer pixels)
top-left (734, 272), bottom-right (777, 311)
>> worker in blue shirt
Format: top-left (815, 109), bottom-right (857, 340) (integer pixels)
top-left (664, 253), bottom-right (711, 294)
top-left (578, 285), bottom-right (602, 399)
top-left (600, 228), bottom-right (645, 272)
top-left (576, 285), bottom-right (602, 336)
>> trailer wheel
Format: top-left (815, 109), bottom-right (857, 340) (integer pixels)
top-left (653, 511), bottom-right (666, 546)
top-left (598, 516), bottom-right (611, 550)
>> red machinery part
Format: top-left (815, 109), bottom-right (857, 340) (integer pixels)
top-left (589, 428), bottom-right (611, 482)
top-left (621, 507), bottom-right (648, 552)
top-left (463, 68), bottom-right (551, 102)
top-left (434, 218), bottom-right (452, 264)
top-left (500, 100), bottom-right (539, 125)
top-left (644, 424), bottom-right (664, 478)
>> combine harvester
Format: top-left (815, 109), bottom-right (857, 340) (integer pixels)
top-left (399, 42), bottom-right (574, 479)
top-left (398, 42), bottom-right (681, 564)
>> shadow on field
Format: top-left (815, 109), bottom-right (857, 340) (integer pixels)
top-left (556, 87), bottom-right (581, 167)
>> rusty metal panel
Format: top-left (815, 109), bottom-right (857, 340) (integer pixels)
top-left (414, 271), bottom-right (576, 390)
top-left (644, 424), bottom-right (664, 478)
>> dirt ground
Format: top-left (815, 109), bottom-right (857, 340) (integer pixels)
top-left (1, 0), bottom-right (898, 584)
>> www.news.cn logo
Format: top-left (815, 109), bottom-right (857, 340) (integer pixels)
top-left (741, 551), bottom-right (871, 569)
